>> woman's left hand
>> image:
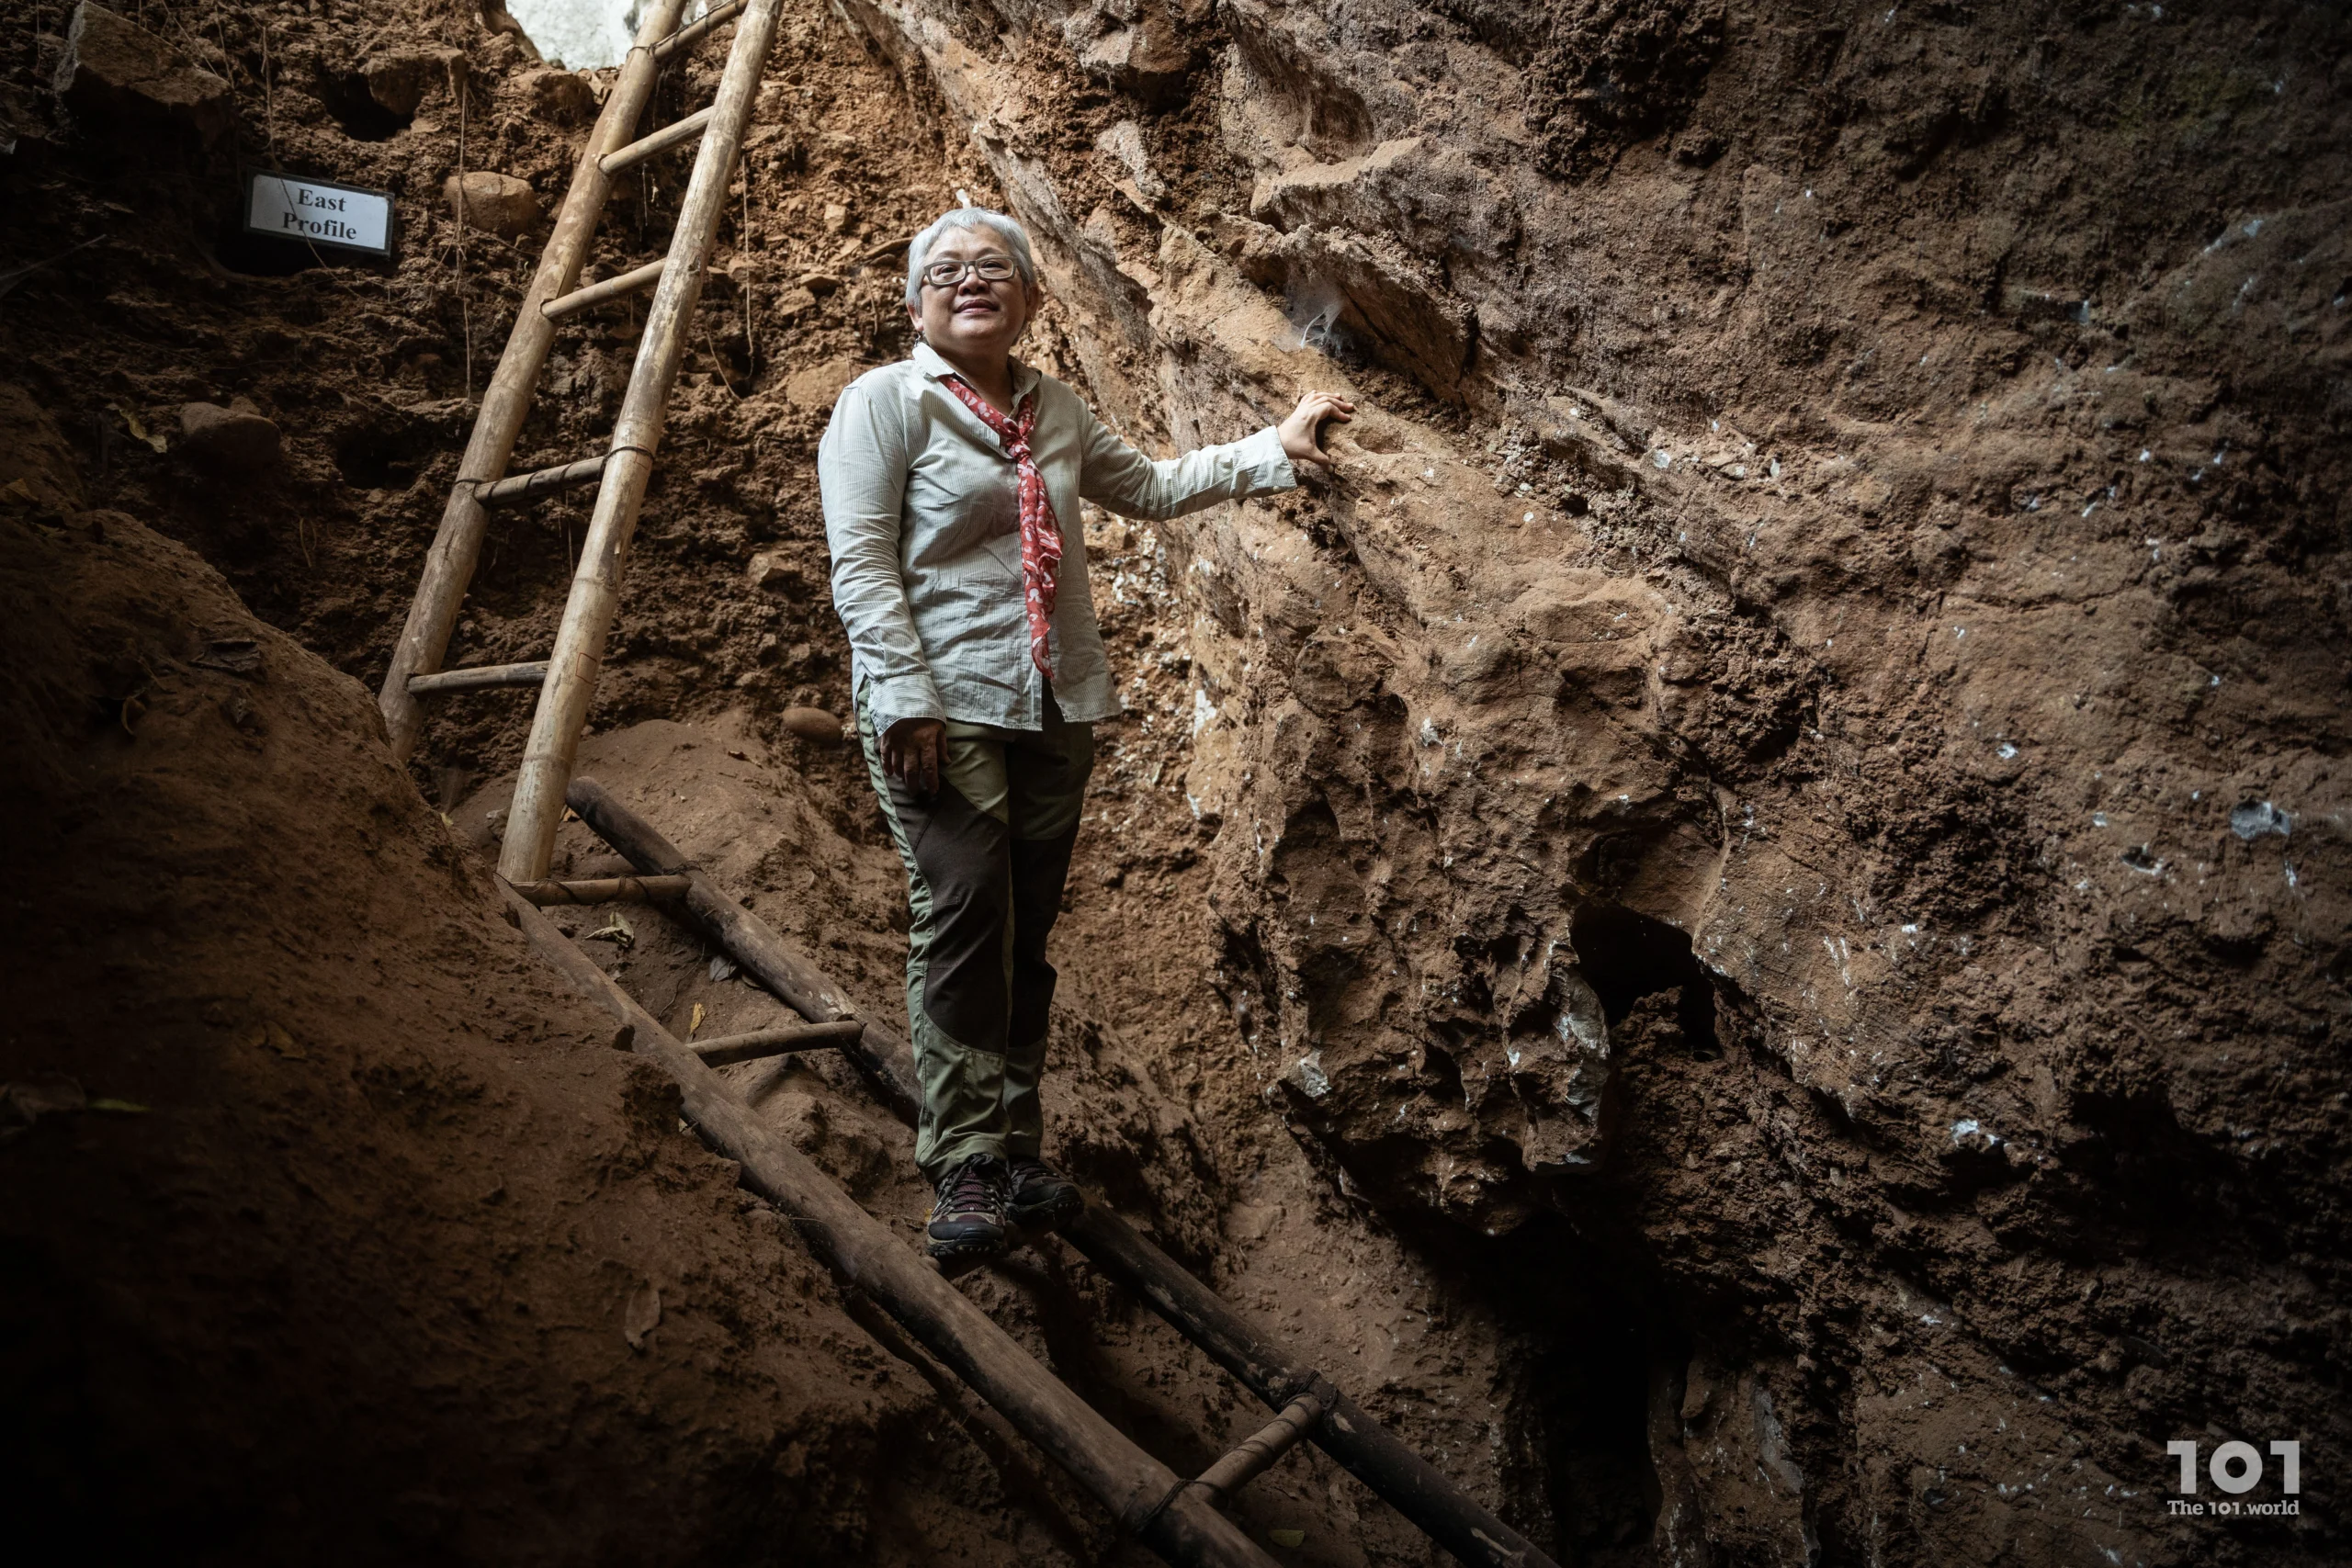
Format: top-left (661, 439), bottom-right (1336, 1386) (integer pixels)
top-left (1278, 389), bottom-right (1357, 468)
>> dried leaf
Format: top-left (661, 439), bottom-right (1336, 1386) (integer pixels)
top-left (1269, 1529), bottom-right (1306, 1549)
top-left (107, 401), bottom-right (168, 454)
top-left (687, 1002), bottom-right (706, 1040)
top-left (586, 912), bottom-right (637, 950)
top-left (87, 1097), bottom-right (150, 1114)
top-left (707, 953), bottom-right (739, 982)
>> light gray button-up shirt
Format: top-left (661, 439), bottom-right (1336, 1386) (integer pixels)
top-left (819, 341), bottom-right (1297, 731)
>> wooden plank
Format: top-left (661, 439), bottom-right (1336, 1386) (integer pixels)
top-left (509, 874), bottom-right (691, 905)
top-left (500, 0), bottom-right (784, 883)
top-left (499, 885), bottom-right (1284, 1568)
top-left (474, 454), bottom-right (608, 504)
top-left (374, 0), bottom-right (689, 760)
top-left (653, 0), bottom-right (746, 61)
top-left (563, 775), bottom-right (921, 1114)
top-left (560, 775), bottom-right (1563, 1568)
top-left (407, 660), bottom-right (549, 695)
top-left (542, 259), bottom-right (670, 321)
top-left (599, 105), bottom-right (715, 175)
top-left (691, 1020), bottom-right (867, 1066)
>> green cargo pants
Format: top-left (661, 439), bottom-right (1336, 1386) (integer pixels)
top-left (855, 685), bottom-right (1093, 1183)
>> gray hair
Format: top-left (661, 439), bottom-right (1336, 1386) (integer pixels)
top-left (904, 207), bottom-right (1037, 308)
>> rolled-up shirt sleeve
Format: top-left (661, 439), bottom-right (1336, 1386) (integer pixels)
top-left (819, 380), bottom-right (944, 725)
top-left (1076, 403), bottom-right (1298, 521)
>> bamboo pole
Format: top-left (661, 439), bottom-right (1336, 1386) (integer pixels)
top-left (499, 886), bottom-right (1284, 1568)
top-left (542, 259), bottom-right (673, 321)
top-left (474, 453), bottom-right (609, 503)
top-left (600, 105), bottom-right (715, 175)
top-left (509, 874), bottom-right (692, 905)
top-left (376, 0), bottom-right (690, 760)
top-left (654, 0), bottom-right (745, 61)
top-left (407, 660), bottom-right (549, 695)
top-left (564, 775), bottom-right (921, 1112)
top-left (500, 0), bottom-right (785, 883)
top-left (1193, 1392), bottom-right (1324, 1505)
top-left (560, 773), bottom-right (1566, 1568)
top-left (692, 1021), bottom-right (867, 1066)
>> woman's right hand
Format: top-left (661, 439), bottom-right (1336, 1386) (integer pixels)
top-left (1278, 389), bottom-right (1356, 467)
top-left (883, 716), bottom-right (945, 794)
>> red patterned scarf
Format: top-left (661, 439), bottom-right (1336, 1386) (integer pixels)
top-left (940, 374), bottom-right (1063, 680)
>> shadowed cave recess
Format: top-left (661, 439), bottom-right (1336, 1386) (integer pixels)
top-left (1, 0), bottom-right (2346, 1565)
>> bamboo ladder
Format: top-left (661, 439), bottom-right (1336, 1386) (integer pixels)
top-left (497, 777), bottom-right (1570, 1568)
top-left (375, 0), bottom-right (775, 886)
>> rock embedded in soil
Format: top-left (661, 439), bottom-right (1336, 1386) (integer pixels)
top-left (514, 67), bottom-right (597, 126)
top-left (177, 402), bottom-right (282, 471)
top-left (443, 171), bottom-right (541, 238)
top-left (746, 549), bottom-right (798, 592)
top-left (362, 48), bottom-right (465, 118)
top-left (780, 706), bottom-right (846, 743)
top-left (784, 357), bottom-right (863, 411)
top-left (51, 3), bottom-right (232, 146)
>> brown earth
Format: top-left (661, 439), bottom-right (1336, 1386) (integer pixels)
top-left (4, 0), bottom-right (2347, 1565)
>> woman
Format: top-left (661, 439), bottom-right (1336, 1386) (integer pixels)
top-left (819, 206), bottom-right (1351, 1261)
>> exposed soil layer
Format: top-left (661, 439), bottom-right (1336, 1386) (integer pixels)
top-left (5, 0), bottom-right (2349, 1565)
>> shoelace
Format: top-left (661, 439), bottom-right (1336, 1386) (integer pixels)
top-left (937, 1157), bottom-right (1001, 1216)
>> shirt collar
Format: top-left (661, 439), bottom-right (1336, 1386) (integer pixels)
top-left (912, 340), bottom-right (1042, 400)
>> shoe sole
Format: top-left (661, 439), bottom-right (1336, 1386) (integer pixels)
top-left (927, 1232), bottom-right (1009, 1262)
top-left (1007, 1187), bottom-right (1083, 1233)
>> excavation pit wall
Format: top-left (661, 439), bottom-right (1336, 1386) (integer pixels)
top-left (4, 0), bottom-right (2347, 1564)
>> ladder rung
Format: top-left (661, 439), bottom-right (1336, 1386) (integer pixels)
top-left (511, 874), bottom-right (693, 905)
top-left (407, 660), bottom-right (550, 696)
top-left (1193, 1391), bottom-right (1324, 1503)
top-left (690, 1021), bottom-right (867, 1068)
top-left (543, 260), bottom-right (668, 321)
top-left (652, 0), bottom-right (746, 61)
top-left (600, 105), bottom-right (714, 175)
top-left (473, 454), bottom-right (609, 506)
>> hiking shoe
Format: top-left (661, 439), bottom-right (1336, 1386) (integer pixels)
top-left (926, 1154), bottom-right (1010, 1261)
top-left (1005, 1156), bottom-right (1083, 1233)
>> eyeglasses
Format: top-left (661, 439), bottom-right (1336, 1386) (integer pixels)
top-left (921, 255), bottom-right (1019, 288)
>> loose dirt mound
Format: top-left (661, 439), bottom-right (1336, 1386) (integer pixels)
top-left (0, 400), bottom-right (1028, 1563)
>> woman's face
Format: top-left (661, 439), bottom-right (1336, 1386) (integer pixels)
top-left (908, 227), bottom-right (1041, 360)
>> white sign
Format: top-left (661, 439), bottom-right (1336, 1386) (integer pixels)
top-left (243, 171), bottom-right (393, 256)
